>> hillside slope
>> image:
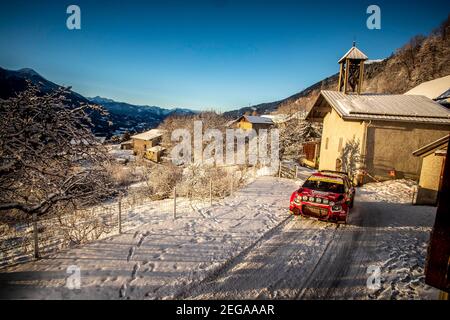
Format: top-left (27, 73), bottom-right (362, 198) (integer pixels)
top-left (226, 15), bottom-right (450, 118)
top-left (0, 68), bottom-right (196, 136)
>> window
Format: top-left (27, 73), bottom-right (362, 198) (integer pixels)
top-left (338, 137), bottom-right (343, 152)
top-left (325, 137), bottom-right (329, 150)
top-left (303, 179), bottom-right (345, 194)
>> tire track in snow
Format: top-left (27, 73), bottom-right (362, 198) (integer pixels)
top-left (181, 217), bottom-right (339, 299)
top-left (174, 213), bottom-right (298, 299)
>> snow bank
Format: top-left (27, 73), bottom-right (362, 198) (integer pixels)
top-left (358, 179), bottom-right (438, 300)
top-left (359, 179), bottom-right (416, 204)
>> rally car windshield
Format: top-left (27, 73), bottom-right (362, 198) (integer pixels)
top-left (302, 178), bottom-right (345, 194)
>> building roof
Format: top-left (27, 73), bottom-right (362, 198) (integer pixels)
top-left (148, 146), bottom-right (166, 152)
top-left (412, 134), bottom-right (449, 157)
top-left (131, 129), bottom-right (164, 141)
top-left (307, 90), bottom-right (450, 125)
top-left (261, 111), bottom-right (308, 124)
top-left (338, 45), bottom-right (368, 63)
top-left (239, 115), bottom-right (274, 125)
top-left (405, 75), bottom-right (450, 100)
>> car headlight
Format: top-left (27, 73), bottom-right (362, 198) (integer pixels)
top-left (308, 196), bottom-right (315, 202)
top-left (316, 198), bottom-right (322, 204)
top-left (322, 199), bottom-right (329, 205)
top-left (294, 197), bottom-right (300, 204)
top-left (332, 204), bottom-right (342, 211)
top-left (329, 201), bottom-right (335, 206)
top-left (302, 195), bottom-right (308, 201)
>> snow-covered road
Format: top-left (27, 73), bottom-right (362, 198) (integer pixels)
top-left (0, 177), bottom-right (299, 299)
top-left (181, 181), bottom-right (439, 300)
top-left (0, 177), bottom-right (439, 300)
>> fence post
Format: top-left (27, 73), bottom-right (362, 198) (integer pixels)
top-left (32, 212), bottom-right (40, 259)
top-left (230, 176), bottom-right (233, 196)
top-left (209, 178), bottom-right (212, 207)
top-left (173, 186), bottom-right (177, 219)
top-left (118, 195), bottom-right (122, 234)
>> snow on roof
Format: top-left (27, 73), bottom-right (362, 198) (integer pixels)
top-left (148, 146), bottom-right (166, 152)
top-left (131, 129), bottom-right (164, 141)
top-left (364, 59), bottom-right (385, 65)
top-left (310, 90), bottom-right (450, 124)
top-left (261, 114), bottom-right (289, 123)
top-left (262, 111), bottom-right (308, 124)
top-left (241, 115), bottom-right (274, 124)
top-left (338, 45), bottom-right (368, 63)
top-left (405, 75), bottom-right (450, 100)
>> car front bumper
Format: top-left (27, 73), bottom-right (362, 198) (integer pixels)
top-left (289, 201), bottom-right (347, 221)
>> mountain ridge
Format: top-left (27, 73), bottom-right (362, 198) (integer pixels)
top-left (0, 67), bottom-right (196, 136)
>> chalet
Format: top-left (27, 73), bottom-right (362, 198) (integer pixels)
top-left (413, 134), bottom-right (449, 205)
top-left (131, 129), bottom-right (164, 155)
top-left (230, 115), bottom-right (274, 131)
top-left (145, 145), bottom-right (166, 163)
top-left (306, 44), bottom-right (450, 184)
top-left (405, 75), bottom-right (450, 108)
top-left (120, 140), bottom-right (133, 150)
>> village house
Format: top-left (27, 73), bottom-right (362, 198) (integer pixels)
top-left (130, 129), bottom-right (165, 162)
top-left (120, 140), bottom-right (133, 150)
top-left (306, 44), bottom-right (450, 184)
top-left (413, 134), bottom-right (449, 205)
top-left (146, 145), bottom-right (166, 163)
top-left (405, 75), bottom-right (450, 107)
top-left (230, 115), bottom-right (274, 131)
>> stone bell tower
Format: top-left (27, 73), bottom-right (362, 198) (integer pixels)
top-left (337, 42), bottom-right (368, 94)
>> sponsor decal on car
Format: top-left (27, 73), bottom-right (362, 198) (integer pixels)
top-left (307, 176), bottom-right (343, 184)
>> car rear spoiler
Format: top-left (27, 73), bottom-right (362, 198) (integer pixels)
top-left (319, 170), bottom-right (349, 177)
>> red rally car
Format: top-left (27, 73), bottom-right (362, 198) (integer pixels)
top-left (289, 171), bottom-right (355, 224)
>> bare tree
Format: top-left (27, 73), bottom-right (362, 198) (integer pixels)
top-left (396, 35), bottom-right (426, 82)
top-left (340, 138), bottom-right (361, 181)
top-left (0, 84), bottom-right (114, 218)
top-left (279, 118), bottom-right (321, 161)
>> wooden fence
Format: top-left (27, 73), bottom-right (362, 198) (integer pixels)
top-left (278, 162), bottom-right (298, 180)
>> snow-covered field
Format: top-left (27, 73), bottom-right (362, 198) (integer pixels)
top-left (108, 144), bottom-right (135, 162)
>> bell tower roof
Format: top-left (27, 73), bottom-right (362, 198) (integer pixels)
top-left (337, 43), bottom-right (368, 94)
top-left (338, 44), bottom-right (368, 63)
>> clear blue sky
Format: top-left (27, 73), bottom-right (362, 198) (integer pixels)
top-left (0, 0), bottom-right (448, 111)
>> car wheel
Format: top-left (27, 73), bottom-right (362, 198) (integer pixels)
top-left (349, 198), bottom-right (354, 209)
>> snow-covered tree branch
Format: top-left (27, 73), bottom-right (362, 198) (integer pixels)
top-left (0, 84), bottom-right (114, 218)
